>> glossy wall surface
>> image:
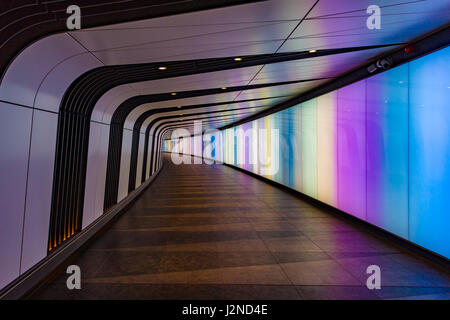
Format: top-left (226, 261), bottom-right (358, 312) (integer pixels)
top-left (165, 47), bottom-right (450, 259)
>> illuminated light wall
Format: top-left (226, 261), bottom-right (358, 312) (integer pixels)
top-left (366, 64), bottom-right (409, 238)
top-left (164, 47), bottom-right (450, 258)
top-left (409, 48), bottom-right (450, 257)
top-left (337, 80), bottom-right (366, 220)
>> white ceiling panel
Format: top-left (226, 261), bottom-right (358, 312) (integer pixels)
top-left (306, 0), bottom-right (450, 19)
top-left (69, 0), bottom-right (318, 65)
top-left (281, 0), bottom-right (450, 52)
top-left (91, 41), bottom-right (283, 65)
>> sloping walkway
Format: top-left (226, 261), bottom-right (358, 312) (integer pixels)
top-left (30, 155), bottom-right (450, 299)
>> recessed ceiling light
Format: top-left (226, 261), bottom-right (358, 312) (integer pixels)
top-left (158, 66), bottom-right (167, 70)
top-left (234, 57), bottom-right (242, 61)
top-left (221, 87), bottom-right (227, 90)
top-left (171, 92), bottom-right (177, 95)
top-left (309, 49), bottom-right (317, 53)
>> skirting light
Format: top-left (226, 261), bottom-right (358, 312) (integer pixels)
top-left (171, 92), bottom-right (177, 95)
top-left (234, 57), bottom-right (242, 61)
top-left (158, 66), bottom-right (167, 70)
top-left (309, 49), bottom-right (317, 53)
top-left (221, 87), bottom-right (227, 90)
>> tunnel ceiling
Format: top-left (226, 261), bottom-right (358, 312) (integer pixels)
top-left (2, 0), bottom-right (449, 136)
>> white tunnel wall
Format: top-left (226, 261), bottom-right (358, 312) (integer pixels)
top-left (0, 102), bottom-right (33, 289)
top-left (20, 110), bottom-right (58, 273)
top-left (0, 34), bottom-right (164, 291)
top-left (0, 33), bottom-right (103, 289)
top-left (0, 97), bottom-right (163, 290)
top-left (82, 121), bottom-right (110, 228)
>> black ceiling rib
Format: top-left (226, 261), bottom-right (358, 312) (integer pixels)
top-left (89, 20), bottom-right (289, 53)
top-left (0, 0), bottom-right (265, 80)
top-left (46, 42), bottom-right (405, 251)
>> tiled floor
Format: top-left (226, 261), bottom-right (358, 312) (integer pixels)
top-left (29, 155), bottom-right (450, 300)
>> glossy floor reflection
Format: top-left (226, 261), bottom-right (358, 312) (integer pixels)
top-left (30, 155), bottom-right (450, 300)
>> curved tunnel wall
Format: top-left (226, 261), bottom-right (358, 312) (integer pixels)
top-left (164, 46), bottom-right (450, 259)
top-left (0, 35), bottom-right (170, 290)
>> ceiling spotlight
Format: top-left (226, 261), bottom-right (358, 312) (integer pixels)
top-left (171, 92), bottom-right (177, 95)
top-left (309, 49), bottom-right (317, 53)
top-left (234, 57), bottom-right (242, 61)
top-left (158, 66), bottom-right (167, 70)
